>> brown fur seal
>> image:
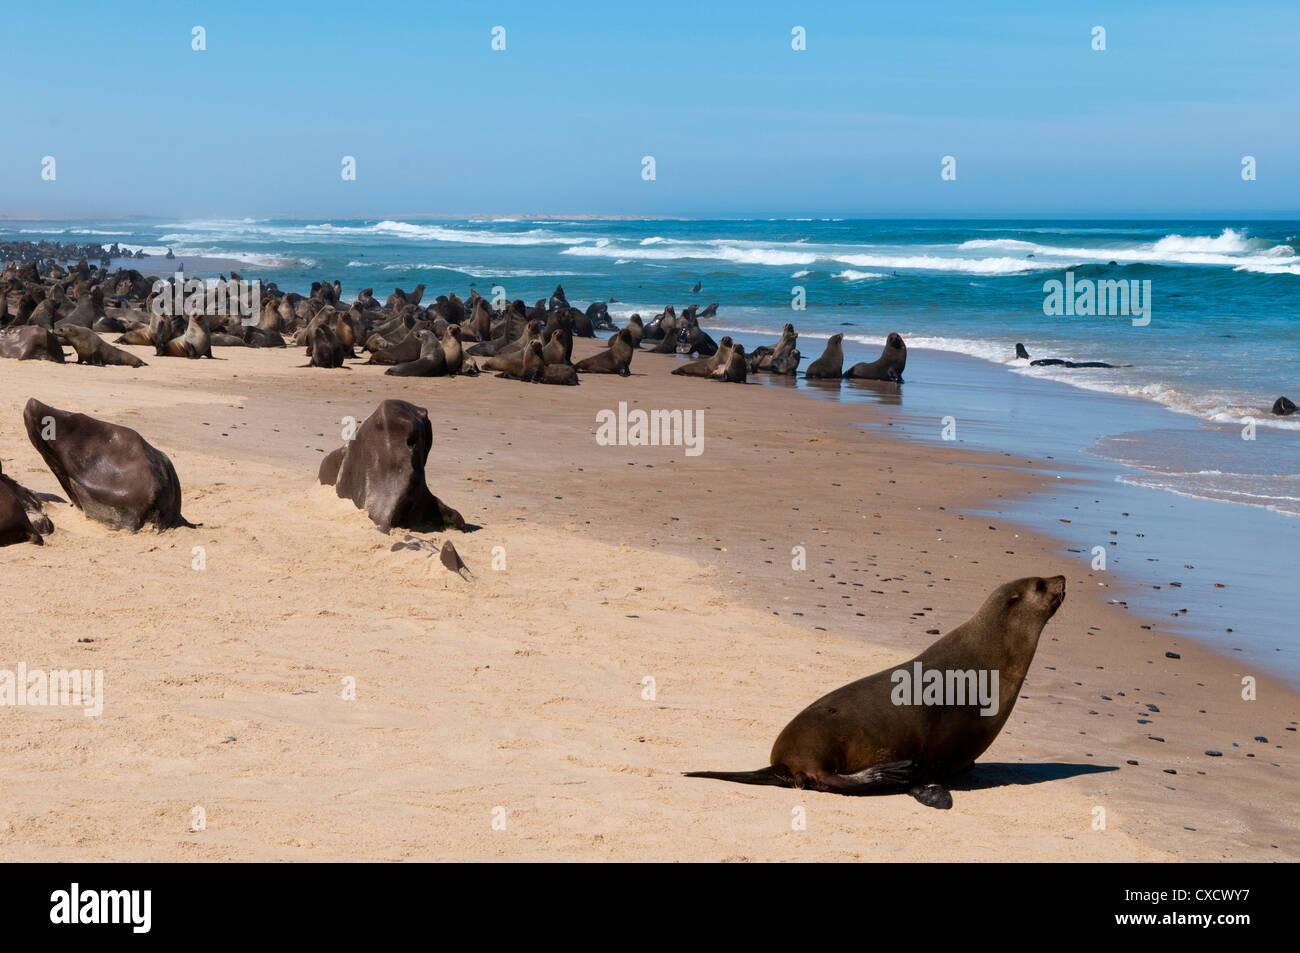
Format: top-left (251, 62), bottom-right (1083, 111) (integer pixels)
top-left (844, 332), bottom-right (906, 382)
top-left (537, 363), bottom-right (579, 386)
top-left (115, 322), bottom-right (155, 346)
top-left (306, 324), bottom-right (348, 368)
top-left (624, 314), bottom-right (644, 348)
top-left (441, 324), bottom-right (465, 374)
top-left (0, 326), bottom-right (66, 363)
top-left (365, 323), bottom-right (427, 364)
top-left (386, 330), bottom-right (448, 377)
top-left (672, 336), bottom-right (733, 377)
top-left (492, 319), bottom-right (544, 361)
top-left (803, 333), bottom-right (844, 379)
top-left (497, 340), bottom-right (546, 382)
top-left (318, 399), bottom-right (464, 532)
top-left (686, 576), bottom-right (1066, 808)
top-left (750, 323), bottom-right (798, 374)
top-left (180, 314), bottom-right (213, 358)
top-left (59, 326), bottom-right (148, 367)
top-left (712, 343), bottom-right (747, 383)
top-left (541, 329), bottom-right (570, 366)
top-left (0, 462), bottom-right (52, 546)
top-left (575, 328), bottom-right (635, 375)
top-left (23, 398), bottom-right (196, 531)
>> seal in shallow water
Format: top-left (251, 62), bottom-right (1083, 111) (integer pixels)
top-left (844, 332), bottom-right (906, 382)
top-left (803, 333), bottom-right (843, 379)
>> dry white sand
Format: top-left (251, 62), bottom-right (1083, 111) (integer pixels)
top-left (0, 339), bottom-right (1294, 860)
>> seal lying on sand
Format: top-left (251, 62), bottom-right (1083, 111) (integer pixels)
top-left (23, 398), bottom-right (196, 531)
top-left (685, 575), bottom-right (1066, 809)
top-left (318, 399), bottom-right (465, 533)
top-left (844, 332), bottom-right (906, 382)
top-left (153, 314), bottom-right (213, 359)
top-left (385, 330), bottom-right (448, 377)
top-left (575, 328), bottom-right (635, 375)
top-left (59, 325), bottom-right (148, 367)
top-left (803, 333), bottom-right (844, 379)
top-left (672, 337), bottom-right (733, 377)
top-left (0, 461), bottom-right (53, 546)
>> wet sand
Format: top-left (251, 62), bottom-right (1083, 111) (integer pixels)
top-left (0, 337), bottom-right (1294, 860)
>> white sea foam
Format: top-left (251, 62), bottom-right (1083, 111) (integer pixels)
top-left (832, 269), bottom-right (888, 281)
top-left (160, 220), bottom-right (591, 247)
top-left (1114, 474), bottom-right (1300, 517)
top-left (17, 228), bottom-right (131, 236)
top-left (378, 263), bottom-right (584, 278)
top-left (561, 243), bottom-right (819, 266)
top-left (136, 220), bottom-right (1300, 279)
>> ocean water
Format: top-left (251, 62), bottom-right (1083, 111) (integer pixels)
top-left (11, 216), bottom-right (1295, 515)
top-left (5, 217), bottom-right (1298, 678)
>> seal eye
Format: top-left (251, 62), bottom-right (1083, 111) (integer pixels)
top-left (1035, 580), bottom-right (1046, 593)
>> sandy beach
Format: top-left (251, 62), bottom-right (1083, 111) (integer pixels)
top-left (0, 335), bottom-right (1294, 862)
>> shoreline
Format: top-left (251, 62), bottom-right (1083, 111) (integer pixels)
top-left (0, 335), bottom-right (1294, 860)
top-left (703, 331), bottom-right (1300, 686)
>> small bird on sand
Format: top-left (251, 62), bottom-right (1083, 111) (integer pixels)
top-left (439, 539), bottom-right (473, 580)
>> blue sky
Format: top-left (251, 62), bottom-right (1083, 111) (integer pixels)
top-left (2, 0), bottom-right (1297, 218)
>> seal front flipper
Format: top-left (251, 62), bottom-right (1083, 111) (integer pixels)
top-left (682, 765), bottom-right (794, 788)
top-left (908, 783), bottom-right (953, 810)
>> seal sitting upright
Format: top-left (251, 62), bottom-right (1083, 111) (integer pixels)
top-left (685, 575), bottom-right (1065, 808)
top-left (318, 399), bottom-right (465, 533)
top-left (844, 332), bottom-right (906, 382)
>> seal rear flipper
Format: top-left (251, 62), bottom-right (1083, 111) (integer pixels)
top-left (908, 783), bottom-right (953, 810)
top-left (682, 765), bottom-right (795, 788)
top-left (807, 759), bottom-right (917, 794)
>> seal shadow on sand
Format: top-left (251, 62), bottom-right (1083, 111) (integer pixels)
top-left (950, 761), bottom-right (1118, 792)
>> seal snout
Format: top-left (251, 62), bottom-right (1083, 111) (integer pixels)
top-left (1044, 575), bottom-right (1066, 611)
